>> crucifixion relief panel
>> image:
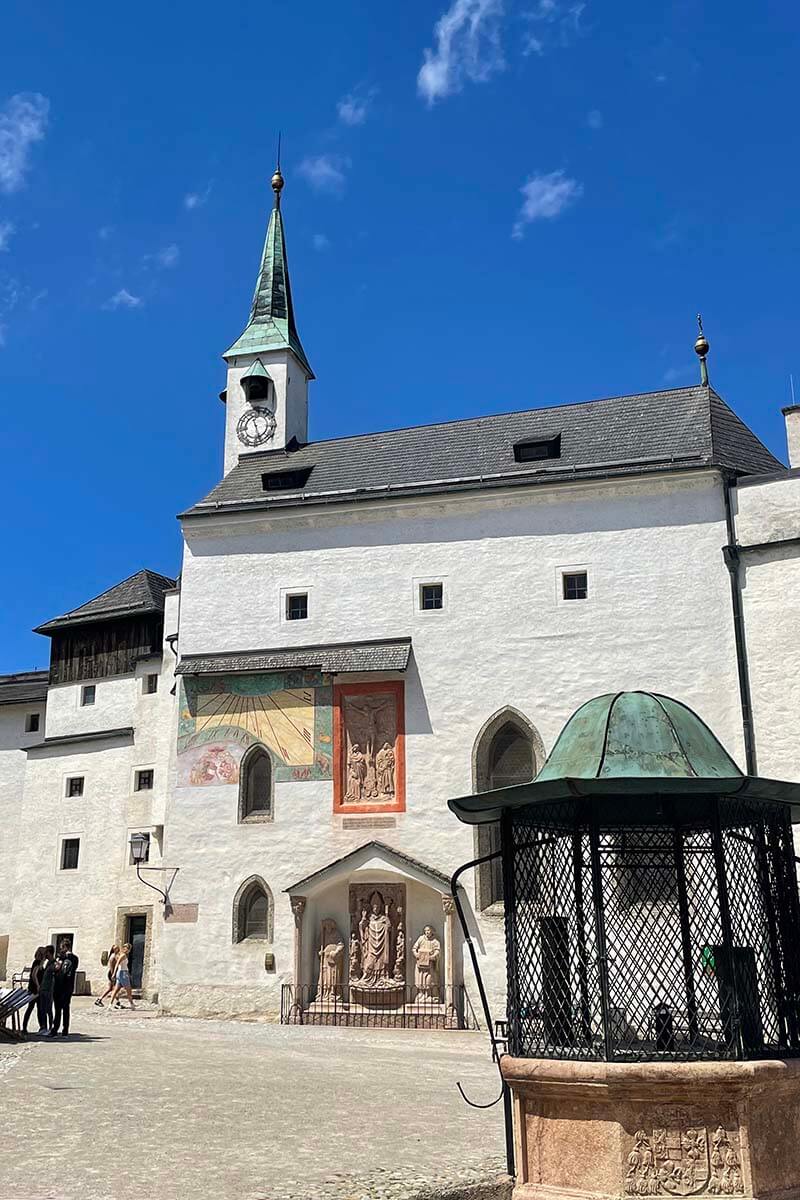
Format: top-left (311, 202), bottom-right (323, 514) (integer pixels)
top-left (334, 681), bottom-right (405, 813)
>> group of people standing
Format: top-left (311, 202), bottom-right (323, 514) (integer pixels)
top-left (21, 939), bottom-right (136, 1037)
top-left (21, 938), bottom-right (79, 1036)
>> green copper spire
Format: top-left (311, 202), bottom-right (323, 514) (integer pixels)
top-left (224, 166), bottom-right (314, 377)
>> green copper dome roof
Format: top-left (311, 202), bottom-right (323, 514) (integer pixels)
top-left (449, 691), bottom-right (800, 825)
top-left (537, 691), bottom-right (742, 782)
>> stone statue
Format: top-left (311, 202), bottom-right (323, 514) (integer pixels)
top-left (394, 920), bottom-right (405, 982)
top-left (359, 891), bottom-right (393, 985)
top-left (412, 925), bottom-right (441, 1001)
top-left (376, 741), bottom-right (395, 796)
top-left (349, 931), bottom-right (361, 981)
top-left (345, 744), bottom-right (367, 802)
top-left (318, 918), bottom-right (344, 1000)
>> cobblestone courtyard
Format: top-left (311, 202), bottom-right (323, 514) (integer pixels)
top-left (1, 1000), bottom-right (507, 1200)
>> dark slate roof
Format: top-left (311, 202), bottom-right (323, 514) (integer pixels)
top-left (0, 670), bottom-right (48, 706)
top-left (284, 841), bottom-right (452, 894)
top-left (35, 570), bottom-right (177, 635)
top-left (25, 727), bottom-right (134, 752)
top-left (182, 386), bottom-right (784, 518)
top-left (175, 638), bottom-right (412, 676)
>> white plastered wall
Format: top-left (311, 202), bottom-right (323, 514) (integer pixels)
top-left (733, 475), bottom-right (800, 783)
top-left (162, 468), bottom-right (745, 1019)
top-left (0, 700), bottom-right (45, 979)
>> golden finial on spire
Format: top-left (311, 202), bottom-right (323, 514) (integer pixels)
top-left (694, 313), bottom-right (710, 386)
top-left (271, 132), bottom-right (284, 206)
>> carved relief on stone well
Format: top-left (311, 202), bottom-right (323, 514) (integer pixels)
top-left (623, 1108), bottom-right (743, 1197)
top-left (348, 882), bottom-right (406, 991)
top-left (334, 682), bottom-right (405, 813)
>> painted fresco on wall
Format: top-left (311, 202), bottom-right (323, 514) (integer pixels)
top-left (178, 672), bottom-right (333, 786)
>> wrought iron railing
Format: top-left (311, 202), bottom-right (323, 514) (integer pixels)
top-left (280, 984), bottom-right (479, 1029)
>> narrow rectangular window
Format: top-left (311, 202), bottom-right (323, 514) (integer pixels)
top-left (145, 673), bottom-right (159, 695)
top-left (419, 582), bottom-right (444, 611)
top-left (286, 593), bottom-right (308, 621)
top-left (129, 832), bottom-right (151, 864)
top-left (81, 684), bottom-right (96, 706)
top-left (66, 776), bottom-right (85, 798)
top-left (61, 838), bottom-right (80, 870)
top-left (562, 571), bottom-right (588, 601)
top-left (25, 712), bottom-right (40, 733)
top-left (135, 769), bottom-right (154, 791)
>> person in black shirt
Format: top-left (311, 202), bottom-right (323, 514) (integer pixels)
top-left (22, 946), bottom-right (45, 1034)
top-left (50, 938), bottom-right (79, 1036)
top-left (38, 945), bottom-right (55, 1032)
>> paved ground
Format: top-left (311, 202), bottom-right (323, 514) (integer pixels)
top-left (1, 999), bottom-right (508, 1200)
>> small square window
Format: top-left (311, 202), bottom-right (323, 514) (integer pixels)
top-left (419, 583), bottom-right (444, 611)
top-left (135, 769), bottom-right (154, 791)
top-left (562, 571), bottom-right (588, 601)
top-left (286, 593), bottom-right (308, 621)
top-left (81, 684), bottom-right (96, 706)
top-left (25, 712), bottom-right (40, 733)
top-left (60, 838), bottom-right (80, 871)
top-left (66, 776), bottom-right (84, 798)
top-left (129, 831), bottom-right (151, 864)
top-left (145, 673), bottom-right (159, 695)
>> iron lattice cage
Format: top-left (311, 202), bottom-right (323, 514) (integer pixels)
top-left (501, 792), bottom-right (800, 1062)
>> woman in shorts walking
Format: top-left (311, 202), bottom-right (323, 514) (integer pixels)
top-left (108, 943), bottom-right (136, 1010)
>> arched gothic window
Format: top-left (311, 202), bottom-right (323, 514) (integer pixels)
top-left (471, 708), bottom-right (543, 911)
top-left (232, 876), bottom-right (273, 943)
top-left (238, 745), bottom-right (273, 823)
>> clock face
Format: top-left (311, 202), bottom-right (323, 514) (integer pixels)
top-left (237, 406), bottom-right (276, 447)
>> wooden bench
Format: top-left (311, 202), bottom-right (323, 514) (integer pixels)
top-left (0, 987), bottom-right (33, 1040)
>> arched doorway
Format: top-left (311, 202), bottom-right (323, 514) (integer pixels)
top-left (471, 708), bottom-right (544, 911)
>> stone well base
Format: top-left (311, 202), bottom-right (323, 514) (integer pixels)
top-left (501, 1055), bottom-right (800, 1200)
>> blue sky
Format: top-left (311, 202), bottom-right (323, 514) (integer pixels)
top-left (1, 0), bottom-right (798, 670)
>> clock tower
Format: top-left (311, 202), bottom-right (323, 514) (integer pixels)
top-left (221, 165), bottom-right (313, 474)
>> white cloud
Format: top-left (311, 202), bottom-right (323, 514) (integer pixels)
top-left (0, 221), bottom-right (14, 251)
top-left (312, 233), bottom-right (330, 251)
top-left (417, 0), bottom-right (505, 105)
top-left (297, 154), bottom-right (350, 194)
top-left (521, 1), bottom-right (587, 55)
top-left (184, 183), bottom-right (212, 210)
top-left (512, 170), bottom-right (582, 238)
top-left (587, 109), bottom-right (603, 129)
top-left (104, 288), bottom-right (143, 310)
top-left (155, 243), bottom-right (179, 268)
top-left (0, 93), bottom-right (49, 194)
top-left (337, 89), bottom-right (376, 126)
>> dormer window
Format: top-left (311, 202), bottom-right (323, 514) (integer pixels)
top-left (513, 434), bottom-right (561, 463)
top-left (261, 466), bottom-right (314, 492)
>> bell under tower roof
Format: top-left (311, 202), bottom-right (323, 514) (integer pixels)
top-left (224, 166), bottom-right (314, 378)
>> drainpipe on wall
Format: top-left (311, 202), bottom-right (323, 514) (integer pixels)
top-left (721, 471), bottom-right (757, 775)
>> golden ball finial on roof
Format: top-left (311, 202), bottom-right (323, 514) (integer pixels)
top-left (694, 313), bottom-right (710, 386)
top-left (694, 313), bottom-right (709, 359)
top-left (271, 165), bottom-right (285, 195)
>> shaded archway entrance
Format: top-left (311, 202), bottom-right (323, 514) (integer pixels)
top-left (471, 707), bottom-right (544, 911)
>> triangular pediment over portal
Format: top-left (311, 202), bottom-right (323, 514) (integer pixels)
top-left (284, 841), bottom-right (452, 899)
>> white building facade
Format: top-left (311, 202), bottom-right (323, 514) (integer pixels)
top-left (1, 172), bottom-right (798, 1027)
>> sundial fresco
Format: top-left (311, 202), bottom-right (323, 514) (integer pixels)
top-left (177, 672), bottom-right (332, 785)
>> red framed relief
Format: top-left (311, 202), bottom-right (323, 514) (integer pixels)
top-left (333, 681), bottom-right (405, 814)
